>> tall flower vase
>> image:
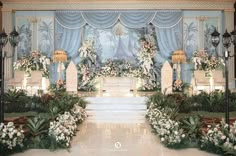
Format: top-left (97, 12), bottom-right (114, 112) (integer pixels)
top-left (205, 71), bottom-right (214, 92)
top-left (42, 77), bottom-right (50, 91)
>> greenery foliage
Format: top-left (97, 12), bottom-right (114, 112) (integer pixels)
top-left (189, 91), bottom-right (236, 112)
top-left (25, 116), bottom-right (49, 148)
top-left (181, 115), bottom-right (203, 145)
top-left (2, 86), bottom-right (88, 154)
top-left (4, 89), bottom-right (31, 112)
top-left (146, 91), bottom-right (236, 155)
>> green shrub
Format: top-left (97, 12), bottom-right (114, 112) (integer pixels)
top-left (4, 89), bottom-right (49, 113)
top-left (181, 115), bottom-right (203, 145)
top-left (147, 92), bottom-right (177, 109)
top-left (25, 116), bottom-right (49, 148)
top-left (4, 89), bottom-right (30, 112)
top-left (167, 93), bottom-right (193, 113)
top-left (48, 93), bottom-right (87, 118)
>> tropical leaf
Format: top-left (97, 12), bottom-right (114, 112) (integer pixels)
top-left (26, 116), bottom-right (49, 136)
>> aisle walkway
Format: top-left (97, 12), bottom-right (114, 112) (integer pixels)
top-left (13, 96), bottom-right (217, 156)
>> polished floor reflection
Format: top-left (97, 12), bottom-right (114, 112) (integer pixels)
top-left (13, 120), bottom-right (217, 156)
top-left (13, 96), bottom-right (217, 156)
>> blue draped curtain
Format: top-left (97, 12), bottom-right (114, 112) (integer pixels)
top-left (53, 10), bottom-right (185, 83)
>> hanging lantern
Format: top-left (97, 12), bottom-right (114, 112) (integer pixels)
top-left (211, 28), bottom-right (220, 48)
top-left (230, 27), bottom-right (236, 46)
top-left (9, 27), bottom-right (19, 47)
top-left (0, 29), bottom-right (8, 47)
top-left (222, 29), bottom-right (231, 49)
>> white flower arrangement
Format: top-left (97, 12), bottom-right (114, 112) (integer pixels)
top-left (137, 40), bottom-right (155, 74)
top-left (137, 40), bottom-right (155, 61)
top-left (146, 105), bottom-right (186, 146)
top-left (136, 39), bottom-right (159, 91)
top-left (98, 59), bottom-right (133, 77)
top-left (201, 120), bottom-right (236, 154)
top-left (49, 106), bottom-right (87, 147)
top-left (49, 112), bottom-right (77, 147)
top-left (78, 39), bottom-right (96, 63)
top-left (13, 50), bottom-right (50, 77)
top-left (192, 49), bottom-right (222, 71)
top-left (78, 64), bottom-right (94, 87)
top-left (0, 122), bottom-right (24, 150)
top-left (78, 39), bottom-right (97, 91)
top-left (70, 104), bottom-right (87, 123)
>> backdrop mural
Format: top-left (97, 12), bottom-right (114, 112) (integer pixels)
top-left (15, 10), bottom-right (221, 87)
top-left (37, 17), bottom-right (54, 57)
top-left (16, 17), bottom-right (33, 59)
top-left (17, 16), bottom-right (54, 58)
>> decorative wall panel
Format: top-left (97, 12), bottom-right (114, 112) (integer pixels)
top-left (183, 17), bottom-right (199, 60)
top-left (16, 17), bottom-right (33, 58)
top-left (203, 17), bottom-right (220, 56)
top-left (37, 17), bottom-right (54, 57)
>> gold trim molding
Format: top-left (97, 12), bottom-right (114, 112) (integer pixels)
top-left (1, 0), bottom-right (235, 11)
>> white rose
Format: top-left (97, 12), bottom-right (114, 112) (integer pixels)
top-left (161, 138), bottom-right (165, 142)
top-left (234, 145), bottom-right (236, 150)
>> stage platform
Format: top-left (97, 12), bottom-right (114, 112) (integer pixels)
top-left (77, 90), bottom-right (156, 97)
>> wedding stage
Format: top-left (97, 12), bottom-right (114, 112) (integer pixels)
top-left (7, 60), bottom-right (227, 96)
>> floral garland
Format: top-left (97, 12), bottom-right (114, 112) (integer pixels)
top-left (192, 49), bottom-right (222, 71)
top-left (98, 59), bottom-right (133, 77)
top-left (13, 50), bottom-right (50, 78)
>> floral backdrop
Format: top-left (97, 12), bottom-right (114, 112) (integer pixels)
top-left (77, 23), bottom-right (160, 91)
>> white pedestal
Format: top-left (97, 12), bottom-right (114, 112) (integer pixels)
top-left (101, 77), bottom-right (136, 96)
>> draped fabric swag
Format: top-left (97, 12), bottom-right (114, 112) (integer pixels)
top-left (54, 10), bottom-right (184, 82)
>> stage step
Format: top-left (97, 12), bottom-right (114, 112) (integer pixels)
top-left (85, 97), bottom-right (147, 123)
top-left (87, 104), bottom-right (146, 110)
top-left (86, 97), bottom-right (146, 104)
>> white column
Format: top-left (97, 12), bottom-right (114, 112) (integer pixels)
top-left (2, 8), bottom-right (14, 81)
top-left (224, 10), bottom-right (235, 88)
